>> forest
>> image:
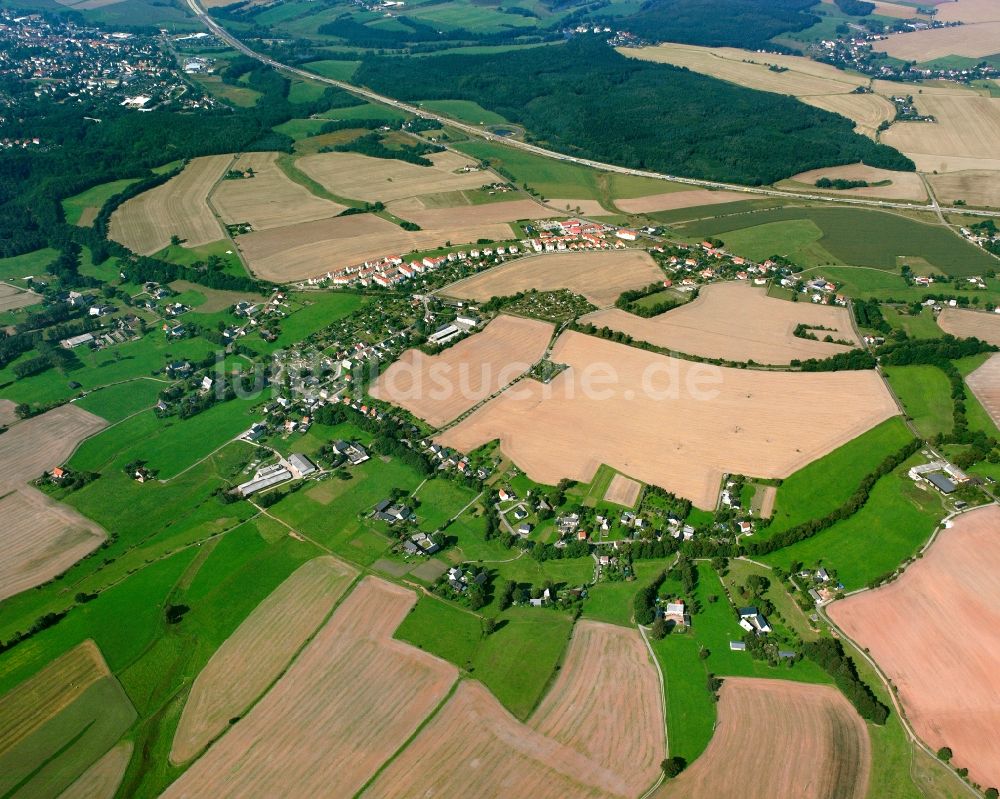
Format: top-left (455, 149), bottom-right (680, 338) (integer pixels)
top-left (354, 38), bottom-right (915, 185)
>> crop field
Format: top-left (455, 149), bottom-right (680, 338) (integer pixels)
top-left (171, 556), bottom-right (358, 763)
top-left (657, 678), bottom-right (870, 799)
top-left (440, 250), bottom-right (664, 307)
top-left (779, 164), bottom-right (928, 201)
top-left (237, 212), bottom-right (516, 282)
top-left (682, 206), bottom-right (997, 276)
top-left (297, 150), bottom-right (487, 203)
top-left (0, 640), bottom-right (137, 798)
top-left (0, 282), bottom-right (41, 312)
top-left (800, 92), bottom-right (897, 138)
top-left (109, 154), bottom-right (231, 255)
top-left (615, 189), bottom-right (749, 214)
top-left (937, 306), bottom-right (1000, 344)
top-left (604, 473), bottom-right (642, 506)
top-left (438, 332), bottom-right (898, 509)
top-left (361, 680), bottom-right (633, 799)
top-left (929, 169), bottom-right (1000, 208)
top-left (0, 399), bottom-right (16, 427)
top-left (547, 198), bottom-right (611, 215)
top-left (210, 151), bottom-right (346, 230)
top-left (830, 505), bottom-right (1000, 788)
top-left (386, 196), bottom-right (549, 227)
top-left (370, 314), bottom-right (553, 428)
top-left (59, 741), bottom-right (133, 799)
top-left (162, 577), bottom-right (457, 798)
top-left (530, 621), bottom-right (665, 798)
top-left (874, 21), bottom-right (1000, 61)
top-left (581, 281), bottom-right (859, 364)
top-left (882, 94), bottom-right (1000, 173)
top-left (965, 353), bottom-right (1000, 428)
top-left (936, 0), bottom-right (1000, 23)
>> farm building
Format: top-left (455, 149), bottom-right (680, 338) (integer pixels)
top-left (288, 453), bottom-right (317, 478)
top-left (926, 472), bottom-right (956, 494)
top-left (238, 464), bottom-right (291, 497)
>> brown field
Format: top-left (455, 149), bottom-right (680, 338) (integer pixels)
top-left (875, 20), bottom-right (1000, 59)
top-left (0, 405), bottom-right (108, 600)
top-left (616, 189), bottom-right (749, 214)
top-left (297, 150), bottom-right (487, 204)
top-left (928, 169), bottom-right (1000, 208)
top-left (872, 1), bottom-right (930, 18)
top-left (58, 742), bottom-right (133, 799)
top-left (237, 213), bottom-right (515, 282)
top-left (581, 281), bottom-right (859, 364)
top-left (548, 198), bottom-right (610, 215)
top-left (751, 484), bottom-right (777, 517)
top-left (882, 94), bottom-right (1000, 173)
top-left (658, 678), bottom-right (870, 799)
top-left (109, 155), bottom-right (231, 255)
top-left (162, 577), bottom-right (458, 799)
top-left (604, 473), bottom-right (642, 506)
top-left (936, 0), bottom-right (1000, 22)
top-left (362, 680), bottom-right (629, 799)
top-left (210, 152), bottom-right (345, 231)
top-left (171, 556), bottom-right (358, 764)
top-left (0, 640), bottom-right (108, 754)
top-left (965, 353), bottom-right (1000, 427)
top-left (0, 283), bottom-right (42, 312)
top-left (936, 306), bottom-right (1000, 344)
top-left (386, 197), bottom-right (550, 229)
top-left (0, 488), bottom-right (107, 603)
top-left (0, 399), bottom-right (16, 427)
top-left (441, 250), bottom-right (664, 307)
top-left (437, 332), bottom-right (897, 508)
top-left (801, 92), bottom-right (897, 138)
top-left (369, 314), bottom-right (553, 428)
top-left (530, 621), bottom-right (665, 797)
top-left (829, 504), bottom-right (1000, 789)
top-left (779, 163), bottom-right (928, 200)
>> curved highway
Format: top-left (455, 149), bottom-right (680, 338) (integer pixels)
top-left (185, 0), bottom-right (1000, 221)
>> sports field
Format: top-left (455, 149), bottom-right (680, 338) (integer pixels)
top-left (210, 151), bottom-right (345, 230)
top-left (779, 164), bottom-right (928, 201)
top-left (937, 306), bottom-right (1000, 345)
top-left (438, 332), bottom-right (898, 508)
top-left (440, 250), bottom-right (664, 307)
top-left (171, 556), bottom-right (358, 763)
top-left (580, 280), bottom-right (859, 364)
top-left (109, 155), bottom-right (231, 255)
top-left (830, 505), bottom-right (1000, 789)
top-left (657, 678), bottom-right (870, 799)
top-left (162, 577), bottom-right (458, 798)
top-left (370, 314), bottom-right (553, 428)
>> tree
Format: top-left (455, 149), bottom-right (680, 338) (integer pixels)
top-left (661, 756), bottom-right (687, 778)
top-left (481, 617), bottom-right (497, 636)
top-left (650, 617), bottom-right (667, 640)
top-left (937, 746), bottom-right (953, 762)
top-left (984, 788), bottom-right (997, 799)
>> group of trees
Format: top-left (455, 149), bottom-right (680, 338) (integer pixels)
top-left (353, 37), bottom-right (914, 187)
top-left (323, 132), bottom-right (444, 167)
top-left (802, 638), bottom-right (889, 723)
top-left (633, 570), bottom-right (667, 625)
top-left (615, 283), bottom-right (682, 318)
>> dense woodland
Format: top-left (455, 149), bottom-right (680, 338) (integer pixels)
top-left (354, 38), bottom-right (914, 185)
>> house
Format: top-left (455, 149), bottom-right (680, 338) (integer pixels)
top-left (288, 453), bottom-right (317, 478)
top-left (200, 376), bottom-right (213, 392)
top-left (512, 505), bottom-right (529, 521)
top-left (498, 488), bottom-right (515, 502)
top-left (738, 606), bottom-right (772, 634)
top-left (615, 229), bottom-right (637, 241)
top-left (738, 521), bottom-right (753, 536)
top-left (51, 466), bottom-right (67, 481)
top-left (517, 522), bottom-right (533, 537)
top-left (243, 422), bottom-right (267, 442)
top-left (333, 439), bottom-right (369, 466)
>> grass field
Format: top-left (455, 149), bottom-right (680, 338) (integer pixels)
top-left (62, 178), bottom-right (138, 226)
top-left (882, 306), bottom-right (943, 339)
top-left (885, 364), bottom-right (954, 438)
top-left (303, 59), bottom-right (360, 81)
top-left (767, 417), bottom-right (914, 535)
top-left (410, 476), bottom-right (481, 532)
top-left (420, 98), bottom-right (509, 125)
top-left (682, 206), bottom-right (997, 276)
top-left (0, 248), bottom-right (57, 281)
top-left (74, 379), bottom-right (165, 423)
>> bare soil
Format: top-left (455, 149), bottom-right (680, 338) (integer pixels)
top-left (603, 474), bottom-right (642, 506)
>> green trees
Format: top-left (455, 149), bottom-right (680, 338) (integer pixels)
top-left (802, 639), bottom-right (889, 724)
top-left (661, 756), bottom-right (687, 778)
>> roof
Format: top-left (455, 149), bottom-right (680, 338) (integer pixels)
top-left (288, 453), bottom-right (316, 477)
top-left (926, 472), bottom-right (956, 493)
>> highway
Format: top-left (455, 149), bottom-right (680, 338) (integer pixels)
top-left (185, 0), bottom-right (1000, 221)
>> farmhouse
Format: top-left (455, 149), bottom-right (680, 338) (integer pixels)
top-left (332, 440), bottom-right (369, 466)
top-left (738, 606), bottom-right (772, 634)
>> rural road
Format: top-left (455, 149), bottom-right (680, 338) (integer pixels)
top-left (182, 0), bottom-right (1000, 221)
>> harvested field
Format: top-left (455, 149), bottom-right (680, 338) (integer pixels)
top-left (162, 577), bottom-right (458, 799)
top-left (548, 198), bottom-right (610, 215)
top-left (751, 484), bottom-right (777, 518)
top-left (616, 189), bottom-right (748, 214)
top-left (928, 169), bottom-right (1000, 209)
top-left (369, 315), bottom-right (553, 428)
top-left (780, 164), bottom-right (927, 201)
top-left (437, 331), bottom-right (897, 509)
top-left (362, 680), bottom-right (629, 799)
top-left (829, 504), bottom-right (1000, 789)
top-left (882, 94), bottom-right (1000, 173)
top-left (0, 404), bottom-right (107, 490)
top-left (386, 197), bottom-right (549, 229)
top-left (237, 213), bottom-right (515, 282)
top-left (530, 621), bottom-right (664, 797)
top-left (210, 152), bottom-right (345, 231)
top-left (58, 742), bottom-right (133, 799)
top-left (0, 282), bottom-right (42, 312)
top-left (441, 250), bottom-right (664, 307)
top-left (171, 556), bottom-right (358, 764)
top-left (936, 306), bottom-right (1000, 344)
top-left (800, 92), bottom-right (896, 138)
top-left (604, 473), bottom-right (642, 506)
top-left (109, 155), bottom-right (231, 255)
top-left (657, 678), bottom-right (870, 799)
top-left (936, 0), bottom-right (1000, 23)
top-left (966, 354), bottom-right (1000, 428)
top-left (872, 1), bottom-right (930, 18)
top-left (0, 487), bottom-right (107, 603)
top-left (298, 150), bottom-right (486, 204)
top-left (0, 399), bottom-right (16, 427)
top-left (580, 281), bottom-right (859, 364)
top-left (874, 21), bottom-right (1000, 60)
